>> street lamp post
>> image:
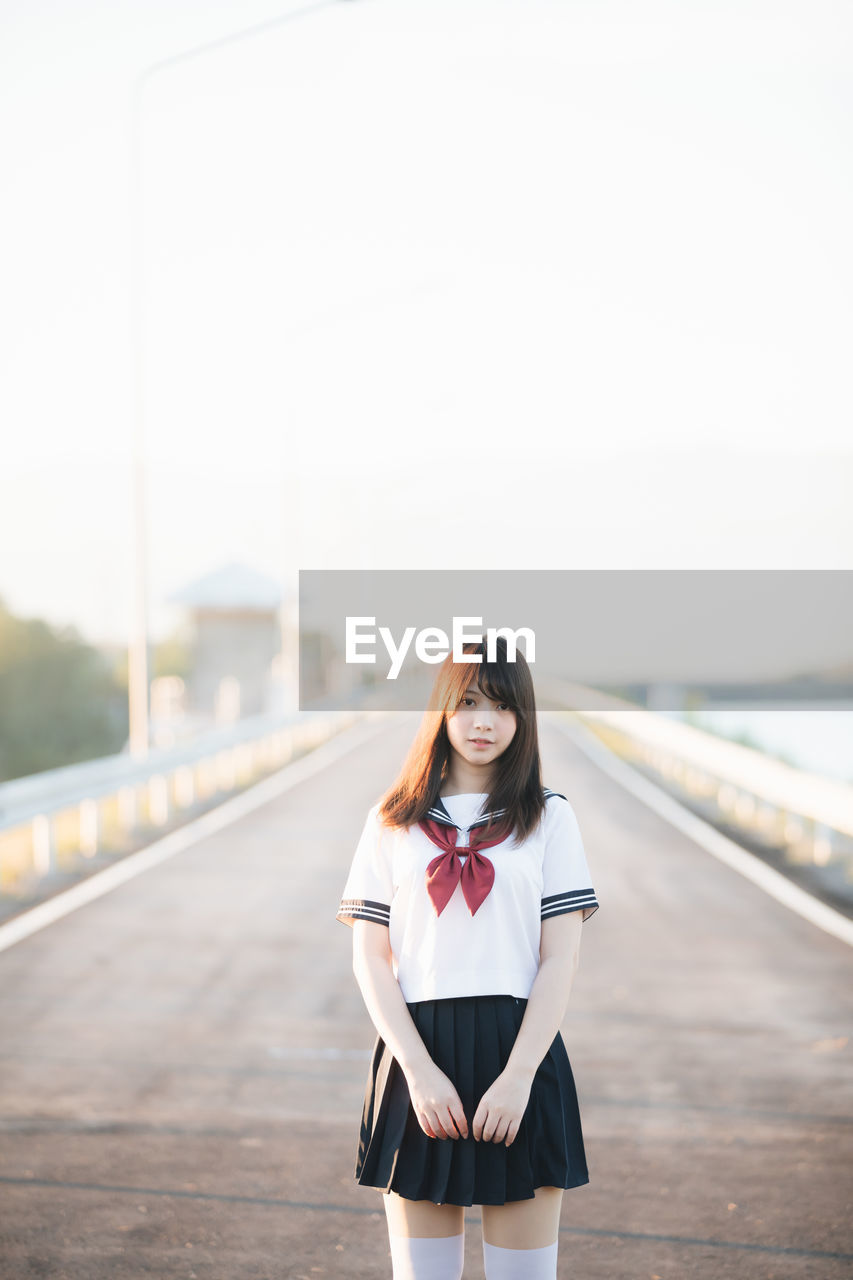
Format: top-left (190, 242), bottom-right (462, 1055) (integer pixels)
top-left (127, 0), bottom-right (352, 757)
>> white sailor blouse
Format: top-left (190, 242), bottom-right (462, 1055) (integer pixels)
top-left (336, 789), bottom-right (599, 1002)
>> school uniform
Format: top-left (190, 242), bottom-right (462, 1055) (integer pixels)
top-left (336, 788), bottom-right (600, 1207)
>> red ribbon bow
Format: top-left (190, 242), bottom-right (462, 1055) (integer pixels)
top-left (419, 818), bottom-right (508, 916)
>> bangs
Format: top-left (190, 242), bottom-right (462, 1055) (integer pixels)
top-left (475, 663), bottom-right (521, 711)
top-left (435, 636), bottom-right (535, 720)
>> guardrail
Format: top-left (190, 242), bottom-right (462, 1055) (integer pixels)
top-left (0, 708), bottom-right (360, 896)
top-left (542, 680), bottom-right (853, 893)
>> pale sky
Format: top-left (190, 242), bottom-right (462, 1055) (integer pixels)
top-left (1, 0), bottom-right (851, 645)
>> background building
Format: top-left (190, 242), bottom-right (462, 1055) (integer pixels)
top-left (168, 563), bottom-right (286, 723)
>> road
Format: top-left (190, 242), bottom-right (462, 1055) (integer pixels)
top-left (0, 714), bottom-right (851, 1279)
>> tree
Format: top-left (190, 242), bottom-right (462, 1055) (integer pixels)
top-left (0, 597), bottom-right (128, 780)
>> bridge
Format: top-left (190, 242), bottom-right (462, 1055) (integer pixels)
top-left (0, 714), bottom-right (851, 1278)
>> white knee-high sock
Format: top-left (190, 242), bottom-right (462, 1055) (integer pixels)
top-left (482, 1238), bottom-right (558, 1280)
top-left (388, 1232), bottom-right (465, 1280)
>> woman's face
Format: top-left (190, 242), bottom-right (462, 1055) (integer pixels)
top-left (445, 683), bottom-right (517, 773)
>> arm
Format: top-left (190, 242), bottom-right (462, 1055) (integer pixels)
top-left (352, 920), bottom-right (469, 1140)
top-left (472, 909), bottom-right (583, 1144)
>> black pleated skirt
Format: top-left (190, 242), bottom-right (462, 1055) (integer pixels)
top-left (354, 994), bottom-right (590, 1206)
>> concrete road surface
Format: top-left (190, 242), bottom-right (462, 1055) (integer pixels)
top-left (0, 714), bottom-right (851, 1279)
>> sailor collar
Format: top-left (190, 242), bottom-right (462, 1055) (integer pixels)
top-left (424, 787), bottom-right (566, 832)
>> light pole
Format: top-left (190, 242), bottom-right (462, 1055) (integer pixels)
top-left (127, 0), bottom-right (353, 757)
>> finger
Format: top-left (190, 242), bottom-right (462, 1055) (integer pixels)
top-left (419, 1115), bottom-right (435, 1138)
top-left (429, 1111), bottom-right (449, 1140)
top-left (504, 1121), bottom-right (519, 1147)
top-left (419, 1110), bottom-right (439, 1139)
top-left (491, 1116), bottom-right (509, 1144)
top-left (448, 1100), bottom-right (468, 1141)
top-left (451, 1102), bottom-right (469, 1139)
top-left (438, 1107), bottom-right (460, 1140)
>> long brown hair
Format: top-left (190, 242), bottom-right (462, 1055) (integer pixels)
top-left (378, 636), bottom-right (545, 842)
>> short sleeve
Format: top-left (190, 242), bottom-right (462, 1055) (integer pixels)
top-left (541, 795), bottom-right (600, 923)
top-left (336, 804), bottom-right (393, 928)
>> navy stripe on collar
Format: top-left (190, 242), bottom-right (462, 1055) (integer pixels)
top-left (425, 787), bottom-right (566, 831)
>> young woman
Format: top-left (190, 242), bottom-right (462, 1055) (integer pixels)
top-left (336, 637), bottom-right (600, 1280)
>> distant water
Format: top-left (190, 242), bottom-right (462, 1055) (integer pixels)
top-left (665, 705), bottom-right (853, 785)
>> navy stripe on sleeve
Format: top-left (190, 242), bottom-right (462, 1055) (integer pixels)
top-left (337, 897), bottom-right (391, 927)
top-left (541, 889), bottom-right (599, 921)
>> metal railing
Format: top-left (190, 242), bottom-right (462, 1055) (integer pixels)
top-left (542, 679), bottom-right (853, 890)
top-left (0, 708), bottom-right (359, 894)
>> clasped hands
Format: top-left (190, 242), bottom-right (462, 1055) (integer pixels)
top-left (406, 1060), bottom-right (532, 1147)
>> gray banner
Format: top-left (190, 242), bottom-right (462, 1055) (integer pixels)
top-left (298, 570), bottom-right (853, 711)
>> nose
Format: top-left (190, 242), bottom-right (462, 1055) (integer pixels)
top-left (473, 708), bottom-right (494, 732)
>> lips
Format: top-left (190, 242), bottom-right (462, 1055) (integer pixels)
top-left (469, 738), bottom-right (494, 745)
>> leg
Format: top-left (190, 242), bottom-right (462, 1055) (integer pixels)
top-left (480, 1186), bottom-right (563, 1279)
top-left (382, 1191), bottom-right (465, 1280)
